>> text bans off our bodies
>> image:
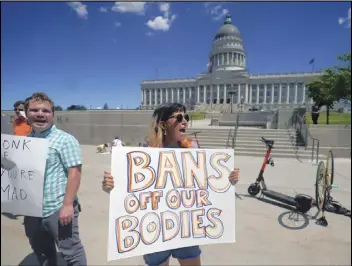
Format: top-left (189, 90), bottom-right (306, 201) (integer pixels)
top-left (114, 150), bottom-right (234, 254)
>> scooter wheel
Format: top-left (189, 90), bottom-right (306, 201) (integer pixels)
top-left (248, 183), bottom-right (260, 196)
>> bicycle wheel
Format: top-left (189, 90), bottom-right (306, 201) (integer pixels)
top-left (325, 150), bottom-right (334, 187)
top-left (315, 161), bottom-right (327, 211)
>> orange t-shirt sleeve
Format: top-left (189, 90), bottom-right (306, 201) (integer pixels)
top-left (13, 120), bottom-right (32, 136)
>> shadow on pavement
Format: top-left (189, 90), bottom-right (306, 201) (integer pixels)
top-left (238, 193), bottom-right (310, 230)
top-left (1, 212), bottom-right (22, 220)
top-left (18, 252), bottom-right (66, 266)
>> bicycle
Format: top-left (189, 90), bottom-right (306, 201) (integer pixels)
top-left (315, 150), bottom-right (337, 226)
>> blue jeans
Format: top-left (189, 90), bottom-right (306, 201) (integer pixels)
top-left (144, 246), bottom-right (201, 266)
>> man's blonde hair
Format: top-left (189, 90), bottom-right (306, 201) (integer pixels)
top-left (24, 92), bottom-right (55, 113)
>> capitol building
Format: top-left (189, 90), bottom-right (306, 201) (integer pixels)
top-left (140, 14), bottom-right (321, 112)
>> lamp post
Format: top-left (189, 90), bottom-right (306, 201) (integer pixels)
top-left (240, 96), bottom-right (244, 112)
top-left (228, 86), bottom-right (236, 114)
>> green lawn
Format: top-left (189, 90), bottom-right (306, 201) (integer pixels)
top-left (306, 112), bottom-right (351, 125)
top-left (190, 112), bottom-right (206, 120)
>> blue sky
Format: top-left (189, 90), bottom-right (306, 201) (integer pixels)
top-left (1, 2), bottom-right (351, 110)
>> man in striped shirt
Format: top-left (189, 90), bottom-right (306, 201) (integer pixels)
top-left (24, 92), bottom-right (86, 266)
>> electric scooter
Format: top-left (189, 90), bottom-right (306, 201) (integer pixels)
top-left (247, 137), bottom-right (313, 214)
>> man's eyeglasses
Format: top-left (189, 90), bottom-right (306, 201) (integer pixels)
top-left (14, 108), bottom-right (24, 112)
top-left (169, 114), bottom-right (189, 122)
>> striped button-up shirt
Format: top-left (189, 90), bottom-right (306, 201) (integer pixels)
top-left (28, 124), bottom-right (82, 217)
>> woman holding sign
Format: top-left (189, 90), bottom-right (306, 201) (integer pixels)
top-left (102, 103), bottom-right (239, 266)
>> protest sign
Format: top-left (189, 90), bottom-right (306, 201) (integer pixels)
top-left (1, 134), bottom-right (48, 217)
top-left (107, 147), bottom-right (235, 261)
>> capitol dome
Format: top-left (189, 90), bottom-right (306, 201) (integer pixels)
top-left (209, 13), bottom-right (246, 72)
top-left (215, 14), bottom-right (241, 39)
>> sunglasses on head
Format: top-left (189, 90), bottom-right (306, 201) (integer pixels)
top-left (169, 114), bottom-right (189, 122)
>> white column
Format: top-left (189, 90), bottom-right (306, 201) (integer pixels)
top-left (149, 90), bottom-right (152, 106)
top-left (264, 84), bottom-right (267, 104)
top-left (161, 89), bottom-right (164, 104)
top-left (286, 84), bottom-right (290, 104)
top-left (171, 88), bottom-right (174, 102)
top-left (245, 84), bottom-right (249, 103)
top-left (256, 85), bottom-right (260, 104)
top-left (279, 83), bottom-right (282, 104)
top-left (224, 84), bottom-right (227, 104)
top-left (165, 89), bottom-right (169, 103)
top-left (302, 84), bottom-right (306, 103)
top-left (177, 88), bottom-right (180, 103)
top-left (154, 89), bottom-right (157, 106)
top-left (294, 83), bottom-right (298, 104)
top-left (217, 84), bottom-right (220, 104)
top-left (197, 86), bottom-right (200, 103)
top-left (271, 84), bottom-right (274, 104)
top-left (237, 84), bottom-right (241, 103)
top-left (249, 84), bottom-right (252, 104)
top-left (203, 86), bottom-right (206, 104)
top-left (183, 88), bottom-right (186, 104)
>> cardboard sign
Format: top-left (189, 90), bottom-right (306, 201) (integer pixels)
top-left (107, 147), bottom-right (236, 261)
top-left (1, 134), bottom-right (48, 217)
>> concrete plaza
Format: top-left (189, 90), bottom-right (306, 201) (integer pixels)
top-left (1, 145), bottom-right (351, 265)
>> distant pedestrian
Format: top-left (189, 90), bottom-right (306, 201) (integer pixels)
top-left (311, 105), bottom-right (320, 124)
top-left (24, 92), bottom-right (87, 265)
top-left (112, 136), bottom-right (124, 147)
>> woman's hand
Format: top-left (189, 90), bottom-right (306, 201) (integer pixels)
top-left (229, 168), bottom-right (240, 186)
top-left (102, 171), bottom-right (114, 193)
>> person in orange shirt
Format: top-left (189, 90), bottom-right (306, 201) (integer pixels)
top-left (13, 100), bottom-right (32, 136)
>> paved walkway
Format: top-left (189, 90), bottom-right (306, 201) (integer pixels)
top-left (1, 145), bottom-right (351, 265)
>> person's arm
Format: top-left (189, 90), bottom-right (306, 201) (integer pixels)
top-left (61, 136), bottom-right (83, 206)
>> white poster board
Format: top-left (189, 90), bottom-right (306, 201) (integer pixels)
top-left (108, 147), bottom-right (236, 261)
top-left (1, 134), bottom-right (49, 217)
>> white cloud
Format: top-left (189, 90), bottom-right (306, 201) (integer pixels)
top-left (205, 3), bottom-right (228, 21)
top-left (99, 7), bottom-right (108, 13)
top-left (146, 3), bottom-right (176, 32)
top-left (146, 15), bottom-right (176, 31)
top-left (111, 2), bottom-right (147, 15)
top-left (338, 8), bottom-right (351, 28)
top-left (114, 21), bottom-right (122, 27)
top-left (67, 2), bottom-right (88, 19)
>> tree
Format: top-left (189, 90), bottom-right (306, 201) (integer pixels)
top-left (103, 103), bottom-right (109, 110)
top-left (306, 53), bottom-right (351, 124)
top-left (66, 105), bottom-right (87, 111)
top-left (54, 105), bottom-right (63, 111)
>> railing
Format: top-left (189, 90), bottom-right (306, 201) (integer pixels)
top-left (226, 128), bottom-right (233, 148)
top-left (292, 113), bottom-right (320, 163)
top-left (231, 113), bottom-right (240, 149)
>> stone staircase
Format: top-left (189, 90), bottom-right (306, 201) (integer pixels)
top-left (187, 127), bottom-right (323, 160)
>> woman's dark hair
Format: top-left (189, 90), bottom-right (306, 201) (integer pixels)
top-left (148, 103), bottom-right (187, 147)
top-left (13, 101), bottom-right (25, 108)
top-left (152, 103), bottom-right (186, 123)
